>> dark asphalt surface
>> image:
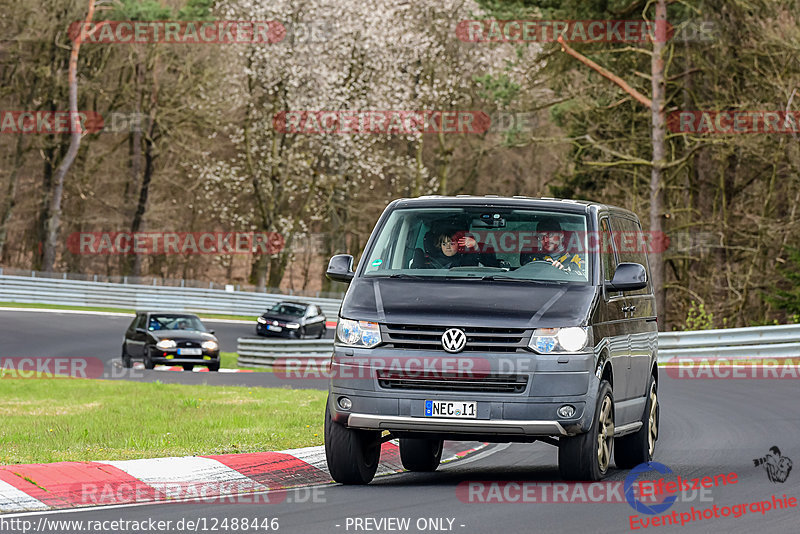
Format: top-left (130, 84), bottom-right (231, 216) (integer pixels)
top-left (0, 309), bottom-right (329, 389)
top-left (8, 377), bottom-right (800, 533)
top-left (2, 309), bottom-right (799, 533)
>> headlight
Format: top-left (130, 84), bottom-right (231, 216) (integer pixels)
top-left (528, 327), bottom-right (589, 354)
top-left (336, 319), bottom-right (382, 348)
top-left (257, 317), bottom-right (267, 324)
top-left (156, 339), bottom-right (176, 350)
top-left (201, 340), bottom-right (219, 351)
top-left (285, 323), bottom-right (300, 329)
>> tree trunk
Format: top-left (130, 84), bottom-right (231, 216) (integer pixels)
top-left (41, 0), bottom-right (97, 272)
top-left (0, 133), bottom-right (26, 262)
top-left (649, 0), bottom-right (668, 328)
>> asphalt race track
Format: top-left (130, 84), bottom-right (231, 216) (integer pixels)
top-left (0, 309), bottom-right (329, 389)
top-left (2, 309), bottom-right (799, 533)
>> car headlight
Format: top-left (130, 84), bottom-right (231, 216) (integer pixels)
top-left (336, 319), bottom-right (382, 348)
top-left (528, 327), bottom-right (589, 354)
top-left (156, 339), bottom-right (176, 350)
top-left (201, 340), bottom-right (219, 351)
top-left (257, 317), bottom-right (267, 324)
top-left (285, 323), bottom-right (300, 329)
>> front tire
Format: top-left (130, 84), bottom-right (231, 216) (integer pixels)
top-left (615, 376), bottom-right (658, 468)
top-left (399, 438), bottom-right (443, 472)
top-left (208, 363), bottom-right (220, 372)
top-left (324, 401), bottom-right (380, 484)
top-left (182, 364), bottom-right (194, 371)
top-left (143, 348), bottom-right (155, 370)
top-left (121, 346), bottom-right (132, 368)
top-left (558, 379), bottom-right (614, 481)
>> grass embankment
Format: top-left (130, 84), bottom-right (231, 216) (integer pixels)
top-left (0, 301), bottom-right (256, 322)
top-left (0, 379), bottom-right (326, 465)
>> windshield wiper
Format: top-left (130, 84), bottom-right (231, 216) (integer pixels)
top-left (480, 275), bottom-right (568, 284)
top-left (386, 273), bottom-right (428, 279)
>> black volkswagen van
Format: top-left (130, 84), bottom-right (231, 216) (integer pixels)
top-left (324, 196), bottom-right (659, 484)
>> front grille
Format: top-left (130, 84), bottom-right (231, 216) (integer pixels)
top-left (177, 341), bottom-right (200, 348)
top-left (377, 370), bottom-right (528, 393)
top-left (382, 324), bottom-right (529, 352)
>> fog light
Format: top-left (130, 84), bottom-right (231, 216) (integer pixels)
top-left (338, 397), bottom-right (352, 410)
top-left (557, 405), bottom-right (575, 418)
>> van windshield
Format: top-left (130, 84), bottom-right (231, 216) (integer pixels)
top-left (362, 207), bottom-right (591, 283)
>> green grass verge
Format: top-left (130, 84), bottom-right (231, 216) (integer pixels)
top-left (0, 301), bottom-right (258, 322)
top-left (0, 379), bottom-right (326, 464)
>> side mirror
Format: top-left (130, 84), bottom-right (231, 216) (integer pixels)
top-left (208, 330), bottom-right (215, 335)
top-left (135, 327), bottom-right (146, 334)
top-left (326, 254), bottom-right (355, 283)
top-left (606, 262), bottom-right (647, 292)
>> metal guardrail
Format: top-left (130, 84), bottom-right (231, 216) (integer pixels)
top-left (0, 267), bottom-right (346, 299)
top-left (657, 324), bottom-right (800, 361)
top-left (237, 338), bottom-right (334, 369)
top-left (236, 324), bottom-right (800, 369)
top-left (0, 274), bottom-right (342, 319)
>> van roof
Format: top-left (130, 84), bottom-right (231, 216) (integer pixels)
top-left (391, 195), bottom-right (640, 220)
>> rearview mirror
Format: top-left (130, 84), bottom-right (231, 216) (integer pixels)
top-left (606, 262), bottom-right (647, 292)
top-left (326, 254), bottom-right (355, 283)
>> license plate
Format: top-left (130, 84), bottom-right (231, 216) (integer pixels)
top-left (425, 400), bottom-right (477, 419)
top-left (177, 348), bottom-right (202, 356)
top-left (267, 325), bottom-right (282, 332)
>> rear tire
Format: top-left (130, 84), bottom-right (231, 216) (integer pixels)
top-left (615, 376), bottom-right (658, 468)
top-left (558, 379), bottom-right (614, 481)
top-left (399, 438), bottom-right (443, 472)
top-left (121, 346), bottom-right (132, 368)
top-left (324, 401), bottom-right (380, 484)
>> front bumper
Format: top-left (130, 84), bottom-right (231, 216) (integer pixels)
top-left (328, 345), bottom-right (600, 438)
top-left (256, 323), bottom-right (301, 338)
top-left (149, 348), bottom-right (219, 365)
top-left (346, 413), bottom-right (567, 435)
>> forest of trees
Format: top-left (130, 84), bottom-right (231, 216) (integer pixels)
top-left (1, 0), bottom-right (799, 330)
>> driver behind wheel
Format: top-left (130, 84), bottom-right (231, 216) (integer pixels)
top-left (520, 218), bottom-right (584, 273)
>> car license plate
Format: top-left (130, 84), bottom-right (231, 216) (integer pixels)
top-left (177, 348), bottom-right (202, 356)
top-left (267, 325), bottom-right (282, 332)
top-left (425, 400), bottom-right (477, 419)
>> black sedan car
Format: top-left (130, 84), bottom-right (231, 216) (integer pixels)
top-left (256, 301), bottom-right (326, 339)
top-left (122, 312), bottom-right (220, 371)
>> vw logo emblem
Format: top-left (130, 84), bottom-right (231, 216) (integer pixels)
top-left (441, 328), bottom-right (467, 353)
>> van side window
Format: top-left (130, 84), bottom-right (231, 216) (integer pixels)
top-left (134, 314), bottom-right (146, 330)
top-left (600, 218), bottom-right (617, 283)
top-left (610, 216), bottom-right (652, 295)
